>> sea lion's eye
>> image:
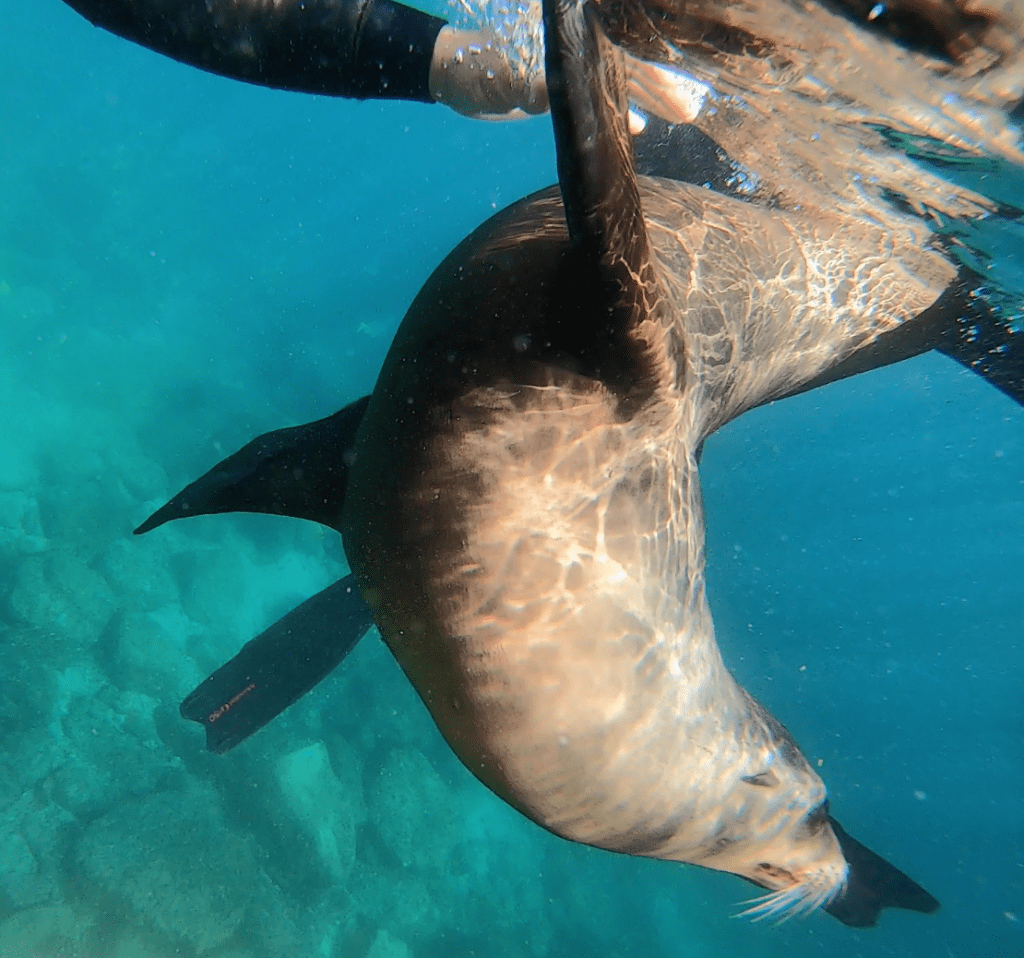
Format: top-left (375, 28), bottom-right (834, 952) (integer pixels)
top-left (741, 769), bottom-right (780, 788)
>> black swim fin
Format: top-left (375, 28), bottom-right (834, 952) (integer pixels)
top-left (823, 815), bottom-right (940, 927)
top-left (135, 394), bottom-right (370, 535)
top-left (180, 574), bottom-right (373, 754)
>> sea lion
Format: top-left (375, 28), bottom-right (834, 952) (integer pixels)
top-left (339, 0), bottom-right (962, 925)
top-left (335, 0), bottom-right (942, 925)
top-left (128, 0), bottom-right (1024, 929)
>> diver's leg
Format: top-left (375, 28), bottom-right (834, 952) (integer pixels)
top-left (61, 0), bottom-right (547, 115)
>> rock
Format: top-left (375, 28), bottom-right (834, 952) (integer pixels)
top-left (50, 687), bottom-right (182, 818)
top-left (35, 451), bottom-right (138, 548)
top-left (242, 898), bottom-right (317, 958)
top-left (0, 438), bottom-right (37, 493)
top-left (194, 950), bottom-right (255, 958)
top-left (329, 642), bottom-right (427, 753)
top-left (105, 443), bottom-right (168, 505)
top-left (368, 746), bottom-right (459, 872)
top-left (322, 733), bottom-right (368, 820)
top-left (0, 627), bottom-right (64, 805)
top-left (112, 927), bottom-right (182, 958)
top-left (110, 606), bottom-right (202, 700)
top-left (0, 793), bottom-right (75, 912)
top-left (275, 741), bottom-right (364, 884)
top-left (172, 542), bottom-right (249, 634)
top-left (77, 785), bottom-right (258, 953)
top-left (0, 904), bottom-right (91, 957)
top-left (347, 870), bottom-right (442, 941)
top-left (10, 550), bottom-right (116, 654)
top-left (99, 537), bottom-right (178, 614)
top-left (0, 490), bottom-right (47, 558)
top-left (367, 928), bottom-right (412, 958)
top-left (0, 827), bottom-right (50, 910)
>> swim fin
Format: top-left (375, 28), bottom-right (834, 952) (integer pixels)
top-left (823, 815), bottom-right (940, 927)
top-left (179, 574), bottom-right (373, 754)
top-left (135, 394), bottom-right (370, 535)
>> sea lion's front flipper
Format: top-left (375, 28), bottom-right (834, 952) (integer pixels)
top-left (778, 270), bottom-right (1024, 411)
top-left (823, 816), bottom-right (940, 927)
top-left (180, 574), bottom-right (374, 754)
top-left (543, 0), bottom-right (666, 403)
top-left (134, 395), bottom-right (370, 535)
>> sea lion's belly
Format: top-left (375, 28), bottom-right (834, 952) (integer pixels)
top-left (345, 370), bottom-right (752, 858)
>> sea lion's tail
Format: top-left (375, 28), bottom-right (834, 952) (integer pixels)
top-left (823, 815), bottom-right (940, 927)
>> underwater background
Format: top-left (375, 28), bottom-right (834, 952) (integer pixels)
top-left (1, 1), bottom-right (1022, 956)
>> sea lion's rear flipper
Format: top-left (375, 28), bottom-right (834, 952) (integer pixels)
top-left (137, 396), bottom-right (375, 747)
top-left (134, 395), bottom-right (370, 535)
top-left (180, 574), bottom-right (373, 754)
top-left (936, 289), bottom-right (1024, 407)
top-left (543, 0), bottom-right (666, 404)
top-left (823, 815), bottom-right (940, 927)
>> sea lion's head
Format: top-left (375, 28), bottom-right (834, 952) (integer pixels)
top-left (685, 692), bottom-right (849, 921)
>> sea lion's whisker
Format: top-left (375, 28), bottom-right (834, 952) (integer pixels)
top-left (736, 868), bottom-right (847, 923)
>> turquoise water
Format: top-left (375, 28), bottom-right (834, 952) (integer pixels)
top-left (1, 2), bottom-right (1022, 957)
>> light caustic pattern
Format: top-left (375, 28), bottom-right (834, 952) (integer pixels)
top-left (449, 0), bottom-right (546, 87)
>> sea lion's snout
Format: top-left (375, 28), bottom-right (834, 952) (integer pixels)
top-left (739, 846), bottom-right (849, 922)
top-left (731, 800), bottom-right (849, 922)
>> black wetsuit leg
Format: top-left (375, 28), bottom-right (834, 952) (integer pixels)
top-left (61, 0), bottom-right (447, 102)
